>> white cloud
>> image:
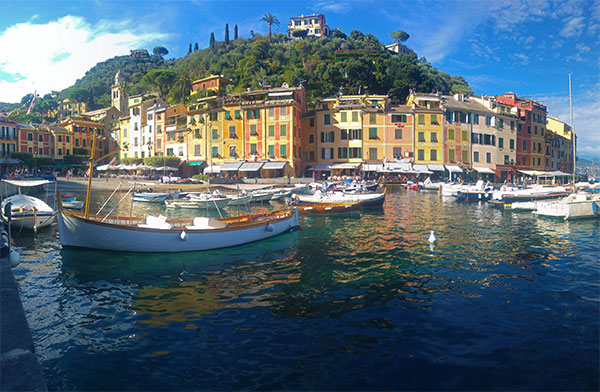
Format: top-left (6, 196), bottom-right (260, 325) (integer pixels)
top-left (0, 15), bottom-right (167, 102)
top-left (513, 53), bottom-right (530, 64)
top-left (560, 16), bottom-right (585, 37)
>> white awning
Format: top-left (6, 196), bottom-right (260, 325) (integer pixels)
top-left (239, 162), bottom-right (264, 172)
top-left (412, 164), bottom-right (430, 172)
top-left (537, 170), bottom-right (571, 177)
top-left (268, 91), bottom-right (294, 97)
top-left (330, 162), bottom-right (362, 170)
top-left (427, 164), bottom-right (445, 171)
top-left (385, 162), bottom-right (411, 172)
top-left (203, 165), bottom-right (222, 174)
top-left (1, 179), bottom-right (51, 187)
top-left (362, 164), bottom-right (383, 172)
top-left (310, 163), bottom-right (332, 171)
top-left (221, 161), bottom-right (244, 171)
top-left (518, 169), bottom-right (538, 176)
top-left (446, 165), bottom-right (463, 173)
top-left (473, 167), bottom-right (495, 174)
top-left (262, 161), bottom-right (287, 170)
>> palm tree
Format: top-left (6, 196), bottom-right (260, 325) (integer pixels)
top-left (174, 75), bottom-right (192, 104)
top-left (260, 13), bottom-right (279, 43)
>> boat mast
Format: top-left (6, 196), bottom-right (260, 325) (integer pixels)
top-left (569, 72), bottom-right (575, 187)
top-left (84, 132), bottom-right (97, 218)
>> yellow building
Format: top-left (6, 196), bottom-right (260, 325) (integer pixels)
top-left (407, 93), bottom-right (444, 165)
top-left (118, 115), bottom-right (130, 159)
top-left (287, 14), bottom-right (331, 38)
top-left (546, 116), bottom-right (575, 173)
top-left (0, 118), bottom-right (18, 158)
top-left (58, 99), bottom-right (88, 119)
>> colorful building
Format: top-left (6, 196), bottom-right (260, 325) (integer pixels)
top-left (546, 116), bottom-right (575, 173)
top-left (0, 118), bottom-right (18, 158)
top-left (407, 92), bottom-right (444, 166)
top-left (59, 116), bottom-right (108, 159)
top-left (191, 75), bottom-right (228, 96)
top-left (287, 14), bottom-right (331, 39)
top-left (58, 99), bottom-right (88, 120)
top-left (384, 104), bottom-right (413, 162)
top-left (125, 95), bottom-right (166, 159)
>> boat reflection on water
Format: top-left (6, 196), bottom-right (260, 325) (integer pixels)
top-left (59, 231), bottom-right (300, 328)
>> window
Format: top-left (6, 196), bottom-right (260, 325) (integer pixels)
top-left (280, 124), bottom-right (287, 137)
top-left (349, 147), bottom-right (362, 158)
top-left (369, 148), bottom-right (377, 160)
top-left (351, 111), bottom-right (358, 122)
top-left (499, 138), bottom-right (504, 148)
top-left (395, 129), bottom-right (402, 139)
top-left (280, 144), bottom-right (287, 157)
top-left (473, 114), bottom-right (479, 125)
top-left (459, 112), bottom-right (467, 123)
top-left (391, 114), bottom-right (407, 123)
top-left (518, 123), bottom-right (522, 132)
top-left (267, 125), bottom-right (275, 137)
top-left (39, 148), bottom-right (43, 155)
top-left (28, 147), bottom-right (32, 154)
top-left (393, 147), bottom-right (402, 159)
top-left (310, 150), bottom-right (316, 161)
top-left (418, 132), bottom-right (425, 142)
top-left (486, 152), bottom-right (491, 163)
top-left (534, 126), bottom-right (538, 135)
top-left (430, 132), bottom-right (438, 142)
top-left (510, 120), bottom-right (515, 130)
top-left (58, 148), bottom-right (62, 155)
top-left (212, 129), bottom-right (219, 139)
top-left (349, 129), bottom-right (362, 140)
top-left (324, 114), bottom-right (331, 125)
top-left (250, 124), bottom-right (258, 136)
top-left (38, 135), bottom-right (43, 142)
top-left (527, 126), bottom-right (531, 134)
top-left (369, 128), bottom-right (377, 140)
top-left (474, 151), bottom-right (480, 162)
top-left (522, 157), bottom-right (526, 165)
top-left (541, 127), bottom-right (544, 136)
top-left (430, 149), bottom-right (437, 161)
top-left (449, 149), bottom-right (455, 162)
top-left (498, 118), bottom-right (504, 129)
top-left (194, 144), bottom-right (201, 156)
top-left (66, 136), bottom-right (70, 142)
top-left (418, 114), bottom-right (425, 125)
top-left (27, 133), bottom-right (33, 141)
top-left (370, 113), bottom-right (376, 124)
top-left (250, 143), bottom-right (257, 154)
top-left (167, 148), bottom-right (174, 156)
top-left (75, 139), bottom-right (79, 146)
top-left (338, 147), bottom-right (348, 158)
top-left (225, 111), bottom-right (232, 120)
top-left (321, 131), bottom-right (335, 142)
top-left (523, 140), bottom-right (527, 151)
top-left (510, 139), bottom-right (514, 150)
top-left (431, 114), bottom-right (438, 124)
top-left (229, 125), bottom-right (236, 138)
top-left (268, 145), bottom-right (275, 157)
top-left (269, 107), bottom-right (275, 117)
top-left (234, 110), bottom-right (241, 119)
top-left (448, 129), bottom-right (454, 139)
top-left (280, 107), bottom-right (286, 116)
top-left (212, 146), bottom-right (218, 157)
top-left (309, 118), bottom-right (315, 127)
top-left (309, 134), bottom-right (314, 144)
top-left (340, 112), bottom-right (347, 123)
top-left (157, 139), bottom-right (161, 149)
top-left (417, 149), bottom-right (424, 161)
top-left (504, 155), bottom-right (510, 164)
top-left (229, 145), bottom-right (237, 157)
top-left (58, 135), bottom-right (63, 142)
top-left (485, 116), bottom-right (492, 126)
top-left (462, 130), bottom-right (468, 142)
top-left (537, 157), bottom-right (541, 166)
top-left (462, 150), bottom-right (468, 162)
top-left (321, 148), bottom-right (333, 159)
top-left (340, 129), bottom-right (348, 140)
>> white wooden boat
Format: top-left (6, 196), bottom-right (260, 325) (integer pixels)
top-left (1, 180), bottom-right (55, 230)
top-left (132, 191), bottom-right (179, 203)
top-left (165, 195), bottom-right (230, 209)
top-left (533, 193), bottom-right (600, 220)
top-left (293, 188), bottom-right (386, 207)
top-left (226, 193), bottom-right (253, 206)
top-left (249, 191), bottom-right (275, 203)
top-left (57, 207), bottom-right (300, 252)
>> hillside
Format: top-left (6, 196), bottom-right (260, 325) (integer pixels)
top-left (5, 29), bottom-right (473, 122)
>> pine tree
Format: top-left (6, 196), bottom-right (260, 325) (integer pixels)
top-left (234, 24), bottom-right (238, 40)
top-left (188, 43), bottom-right (192, 54)
top-left (209, 32), bottom-right (216, 50)
top-left (194, 42), bottom-right (199, 51)
top-left (225, 24), bottom-right (229, 45)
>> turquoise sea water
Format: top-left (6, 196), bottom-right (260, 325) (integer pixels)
top-left (11, 188), bottom-right (600, 390)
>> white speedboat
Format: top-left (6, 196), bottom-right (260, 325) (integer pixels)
top-left (1, 180), bottom-right (55, 230)
top-left (533, 193), bottom-right (600, 220)
top-left (293, 188), bottom-right (386, 207)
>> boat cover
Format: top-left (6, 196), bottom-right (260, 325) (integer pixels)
top-left (1, 179), bottom-right (52, 187)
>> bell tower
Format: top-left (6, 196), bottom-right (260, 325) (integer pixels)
top-left (111, 70), bottom-right (128, 115)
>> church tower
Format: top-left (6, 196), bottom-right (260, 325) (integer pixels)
top-left (111, 70), bottom-right (128, 115)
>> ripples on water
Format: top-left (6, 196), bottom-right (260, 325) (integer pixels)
top-left (11, 188), bottom-right (600, 390)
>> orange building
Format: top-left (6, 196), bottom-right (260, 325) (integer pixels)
top-left (191, 75), bottom-right (228, 96)
top-left (60, 116), bottom-right (107, 159)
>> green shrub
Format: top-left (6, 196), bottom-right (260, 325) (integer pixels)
top-left (144, 156), bottom-right (181, 167)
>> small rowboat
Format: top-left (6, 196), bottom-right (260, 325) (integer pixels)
top-left (297, 202), bottom-right (361, 214)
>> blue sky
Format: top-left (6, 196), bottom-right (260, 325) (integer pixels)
top-left (0, 0), bottom-right (598, 159)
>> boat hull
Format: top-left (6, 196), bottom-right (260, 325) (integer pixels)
top-left (1, 194), bottom-right (55, 230)
top-left (533, 198), bottom-right (600, 220)
top-left (456, 191), bottom-right (492, 202)
top-left (57, 209), bottom-right (300, 252)
top-left (298, 202), bottom-right (361, 214)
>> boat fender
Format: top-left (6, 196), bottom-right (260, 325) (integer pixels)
top-left (10, 249), bottom-right (21, 268)
top-left (180, 230), bottom-right (187, 241)
top-left (265, 223), bottom-right (274, 232)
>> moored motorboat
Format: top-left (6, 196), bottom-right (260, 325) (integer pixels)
top-left (165, 194), bottom-right (230, 209)
top-left (293, 188), bottom-right (386, 207)
top-left (132, 190), bottom-right (180, 203)
top-left (533, 193), bottom-right (600, 220)
top-left (62, 197), bottom-right (84, 209)
top-left (57, 207), bottom-right (300, 252)
top-left (1, 179), bottom-right (55, 230)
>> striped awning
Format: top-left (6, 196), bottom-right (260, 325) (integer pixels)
top-left (473, 167), bottom-right (495, 174)
top-left (446, 165), bottom-right (463, 173)
top-left (220, 161), bottom-right (244, 171)
top-left (239, 162), bottom-right (264, 172)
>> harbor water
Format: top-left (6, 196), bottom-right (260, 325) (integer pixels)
top-left (10, 188), bottom-right (600, 390)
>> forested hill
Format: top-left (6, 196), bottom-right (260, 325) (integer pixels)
top-left (7, 30), bottom-right (473, 121)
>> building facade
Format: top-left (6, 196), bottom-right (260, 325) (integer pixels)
top-left (287, 14), bottom-right (331, 39)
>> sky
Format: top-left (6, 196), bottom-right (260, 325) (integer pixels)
top-left (0, 0), bottom-right (598, 160)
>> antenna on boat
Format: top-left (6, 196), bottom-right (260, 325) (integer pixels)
top-left (569, 72), bottom-right (575, 189)
top-left (84, 130), bottom-right (97, 218)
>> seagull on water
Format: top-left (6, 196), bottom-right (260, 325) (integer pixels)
top-left (428, 230), bottom-right (437, 243)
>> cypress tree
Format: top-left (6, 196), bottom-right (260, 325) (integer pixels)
top-left (188, 43), bottom-right (192, 54)
top-left (209, 32), bottom-right (216, 49)
top-left (234, 24), bottom-right (238, 40)
top-left (225, 24), bottom-right (229, 45)
top-left (194, 42), bottom-right (199, 51)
